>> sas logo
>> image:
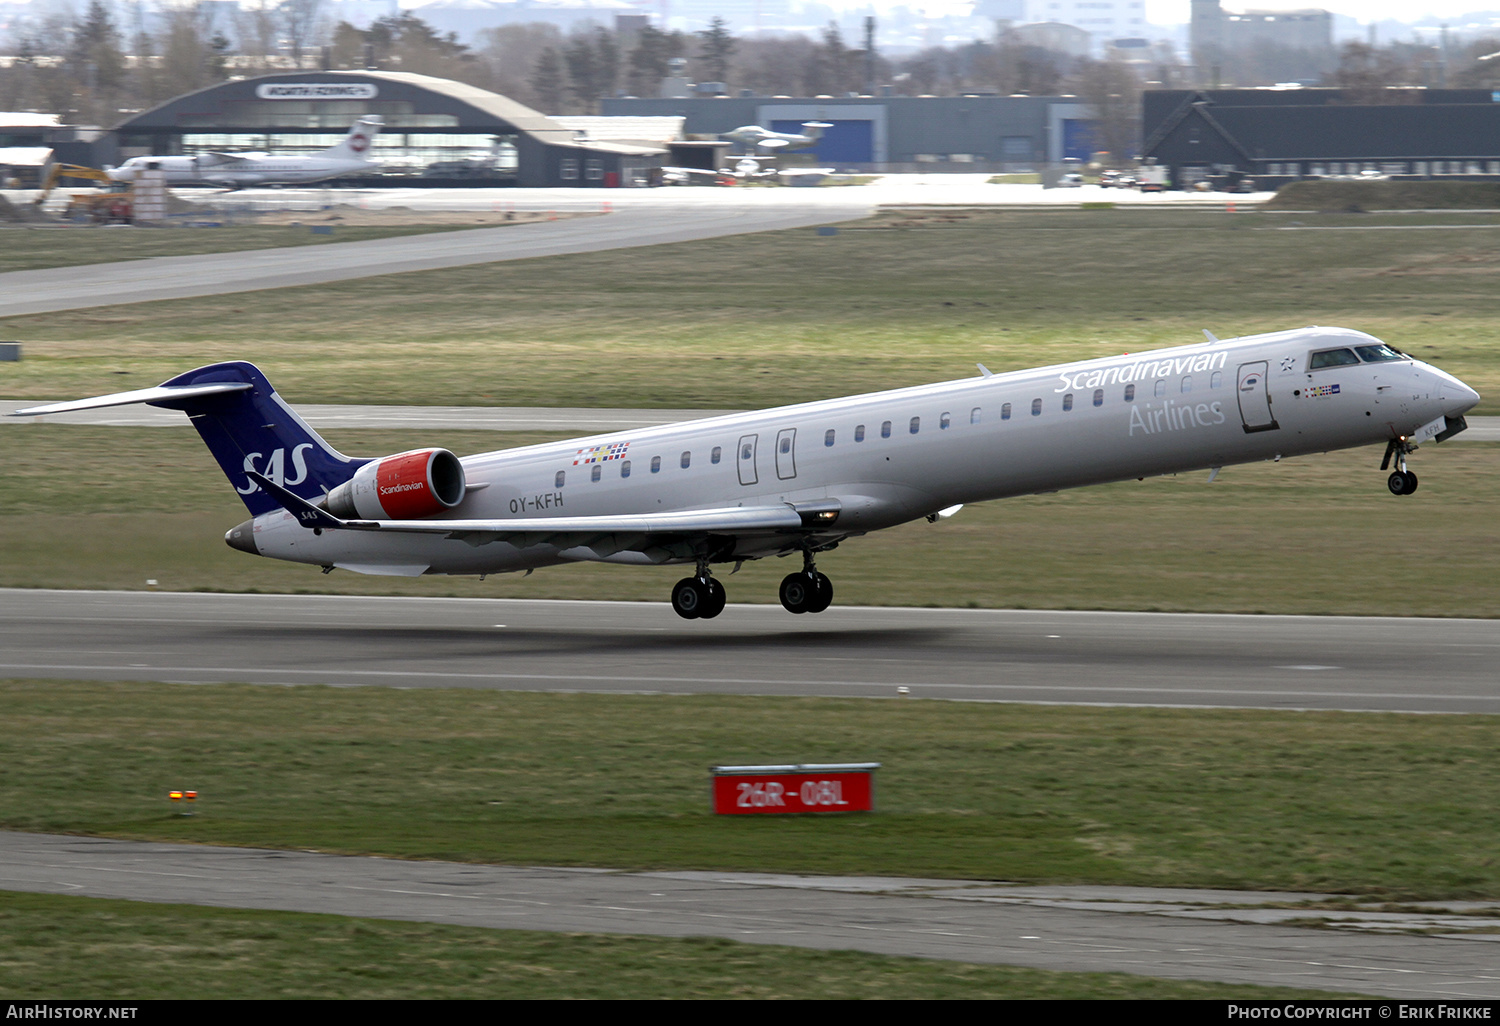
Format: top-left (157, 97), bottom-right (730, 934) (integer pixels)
top-left (236, 444), bottom-right (314, 495)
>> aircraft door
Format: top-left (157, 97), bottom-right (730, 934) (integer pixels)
top-left (775, 428), bottom-right (797, 480)
top-left (1236, 361), bottom-right (1279, 433)
top-left (737, 434), bottom-right (759, 486)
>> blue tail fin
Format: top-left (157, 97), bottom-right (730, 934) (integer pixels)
top-left (148, 362), bottom-right (370, 516)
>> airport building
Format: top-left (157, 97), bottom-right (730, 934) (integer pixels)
top-left (1140, 88), bottom-right (1500, 188)
top-left (600, 94), bottom-right (1102, 171)
top-left (106, 70), bottom-right (666, 188)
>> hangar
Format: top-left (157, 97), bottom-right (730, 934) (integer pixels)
top-left (107, 70), bottom-right (665, 188)
top-left (1141, 88), bottom-right (1500, 189)
top-left (600, 94), bottom-right (1098, 171)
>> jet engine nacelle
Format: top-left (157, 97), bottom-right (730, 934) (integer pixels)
top-left (326, 448), bottom-right (465, 520)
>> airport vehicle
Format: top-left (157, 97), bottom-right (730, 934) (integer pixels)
top-left (723, 122), bottom-right (832, 153)
top-left (12, 327), bottom-right (1477, 619)
top-left (1136, 164), bottom-right (1169, 192)
top-left (105, 117), bottom-right (383, 188)
top-left (32, 163), bottom-right (134, 223)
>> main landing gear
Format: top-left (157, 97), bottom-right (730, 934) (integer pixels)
top-left (779, 551), bottom-right (832, 615)
top-left (1381, 438), bottom-right (1420, 496)
top-left (671, 564), bottom-right (727, 620)
top-left (668, 552), bottom-right (835, 619)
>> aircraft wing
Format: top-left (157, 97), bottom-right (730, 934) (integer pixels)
top-left (250, 472), bottom-right (838, 554)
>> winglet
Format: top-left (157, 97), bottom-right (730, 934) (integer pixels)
top-left (1202, 329), bottom-right (1219, 343)
top-left (976, 363), bottom-right (993, 378)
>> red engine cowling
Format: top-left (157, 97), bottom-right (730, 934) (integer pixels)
top-left (326, 448), bottom-right (466, 520)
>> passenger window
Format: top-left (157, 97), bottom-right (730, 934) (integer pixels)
top-left (1092, 388), bottom-right (1103, 407)
top-left (1154, 379), bottom-right (1166, 398)
top-left (970, 407), bottom-right (981, 425)
top-left (910, 416), bottom-right (920, 434)
top-left (1124, 384), bottom-right (1135, 402)
top-left (855, 424), bottom-right (865, 442)
top-left (1031, 398), bottom-right (1042, 416)
top-left (711, 446), bottom-right (721, 464)
top-left (1001, 402), bottom-right (1012, 420)
top-left (1181, 376), bottom-right (1192, 393)
top-left (555, 471), bottom-right (565, 488)
top-left (740, 443), bottom-right (752, 460)
top-left (881, 421), bottom-right (892, 438)
top-left (651, 456), bottom-right (661, 473)
top-left (1310, 348), bottom-right (1360, 369)
top-left (591, 465), bottom-right (601, 483)
top-left (1211, 371), bottom-right (1223, 389)
top-left (1062, 393), bottom-right (1073, 412)
top-left (940, 412), bottom-right (951, 430)
top-left (621, 460), bottom-right (631, 478)
top-left (780, 436), bottom-right (791, 454)
top-left (681, 451), bottom-right (691, 469)
top-left (825, 429), bottom-right (835, 447)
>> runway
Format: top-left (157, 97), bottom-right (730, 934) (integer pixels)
top-left (0, 197), bottom-right (866, 318)
top-left (6, 830), bottom-right (1500, 999)
top-left (3, 589), bottom-right (1498, 713)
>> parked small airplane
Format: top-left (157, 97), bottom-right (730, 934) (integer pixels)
top-left (106, 117), bottom-right (383, 188)
top-left (724, 121), bottom-right (832, 153)
top-left (12, 327), bottom-right (1478, 619)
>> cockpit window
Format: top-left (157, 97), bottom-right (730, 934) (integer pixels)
top-left (1354, 344), bottom-right (1404, 363)
top-left (1309, 348), bottom-right (1360, 369)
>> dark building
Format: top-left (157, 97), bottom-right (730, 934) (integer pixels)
top-left (1141, 88), bottom-right (1500, 188)
top-left (108, 70), bottom-right (665, 188)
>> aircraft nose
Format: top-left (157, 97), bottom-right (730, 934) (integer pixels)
top-left (1438, 371), bottom-right (1481, 417)
top-left (225, 520), bottom-right (259, 555)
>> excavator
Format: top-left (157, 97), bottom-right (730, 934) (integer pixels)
top-left (33, 163), bottom-right (134, 224)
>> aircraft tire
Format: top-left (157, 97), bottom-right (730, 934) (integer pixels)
top-left (808, 572), bottom-right (833, 613)
top-left (671, 577), bottom-right (707, 619)
top-left (779, 572), bottom-right (812, 614)
top-left (701, 579), bottom-right (727, 619)
top-left (1388, 470), bottom-right (1417, 496)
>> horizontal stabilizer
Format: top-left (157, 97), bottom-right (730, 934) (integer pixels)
top-left (9, 382), bottom-right (252, 417)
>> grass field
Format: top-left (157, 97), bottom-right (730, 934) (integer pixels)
top-left (6, 681), bottom-right (1500, 901)
top-left (0, 890), bottom-right (1348, 999)
top-left (2, 203), bottom-right (1497, 997)
top-left (2, 207), bottom-right (1498, 415)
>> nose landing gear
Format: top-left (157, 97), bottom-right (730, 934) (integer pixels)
top-left (1381, 438), bottom-right (1419, 496)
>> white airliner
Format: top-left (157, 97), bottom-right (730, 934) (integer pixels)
top-left (106, 117), bottom-right (383, 188)
top-left (723, 122), bottom-right (832, 153)
top-left (12, 326), bottom-right (1478, 619)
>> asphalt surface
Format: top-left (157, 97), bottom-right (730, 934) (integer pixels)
top-left (0, 198), bottom-right (865, 318)
top-left (6, 831), bottom-right (1500, 999)
top-left (4, 590), bottom-right (1498, 713)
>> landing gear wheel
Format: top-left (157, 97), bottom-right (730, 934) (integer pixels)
top-left (700, 578), bottom-right (727, 619)
top-left (780, 572), bottom-right (813, 614)
top-left (671, 577), bottom-right (709, 619)
top-left (807, 572), bottom-right (833, 613)
top-left (1387, 470), bottom-right (1419, 496)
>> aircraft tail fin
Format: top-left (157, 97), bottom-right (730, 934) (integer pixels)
top-left (11, 362), bottom-right (369, 517)
top-left (318, 116), bottom-right (383, 162)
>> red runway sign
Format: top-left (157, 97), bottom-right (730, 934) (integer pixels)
top-left (710, 763), bottom-right (879, 815)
